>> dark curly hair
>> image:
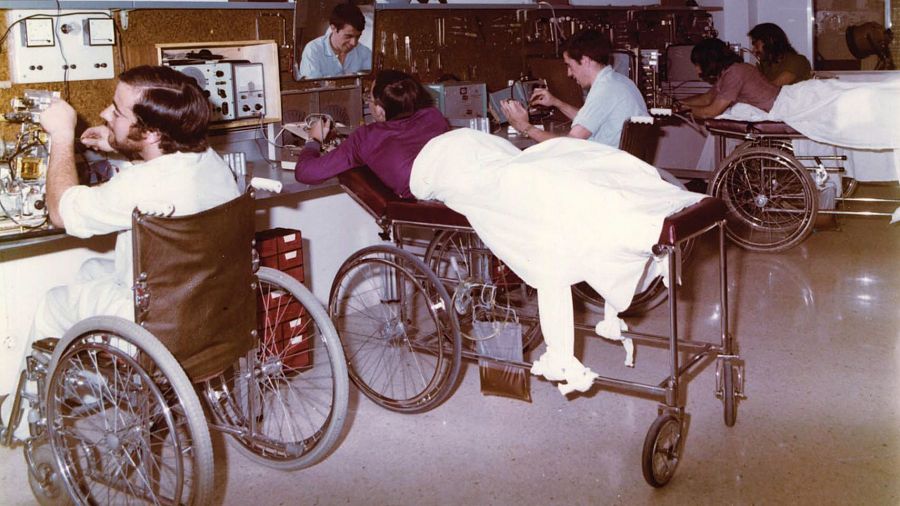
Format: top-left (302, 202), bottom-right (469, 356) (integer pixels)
top-left (690, 38), bottom-right (742, 83)
top-left (748, 23), bottom-right (798, 65)
top-left (371, 69), bottom-right (434, 121)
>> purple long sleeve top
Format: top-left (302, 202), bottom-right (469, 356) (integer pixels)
top-left (294, 107), bottom-right (450, 198)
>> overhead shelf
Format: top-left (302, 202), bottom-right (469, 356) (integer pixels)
top-left (0, 1), bottom-right (295, 9)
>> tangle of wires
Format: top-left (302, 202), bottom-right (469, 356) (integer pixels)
top-left (0, 126), bottom-right (50, 229)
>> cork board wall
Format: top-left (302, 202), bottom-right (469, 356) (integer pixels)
top-left (0, 8), bottom-right (296, 139)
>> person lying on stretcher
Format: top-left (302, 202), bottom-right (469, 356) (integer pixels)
top-left (410, 128), bottom-right (707, 395)
top-left (293, 69), bottom-right (449, 198)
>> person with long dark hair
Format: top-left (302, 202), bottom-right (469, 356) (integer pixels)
top-left (677, 38), bottom-right (780, 119)
top-left (294, 69), bottom-right (449, 198)
top-left (748, 23), bottom-right (811, 85)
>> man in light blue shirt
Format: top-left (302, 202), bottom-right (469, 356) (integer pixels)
top-left (501, 30), bottom-right (647, 146)
top-left (298, 4), bottom-right (372, 79)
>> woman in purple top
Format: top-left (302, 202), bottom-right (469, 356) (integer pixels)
top-left (294, 69), bottom-right (450, 198)
top-left (677, 38), bottom-right (781, 119)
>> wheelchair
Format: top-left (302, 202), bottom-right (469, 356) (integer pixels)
top-left (705, 119), bottom-right (899, 252)
top-left (0, 191), bottom-right (349, 505)
top-left (326, 119), bottom-right (743, 487)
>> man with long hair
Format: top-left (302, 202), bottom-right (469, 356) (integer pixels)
top-left (34, 64), bottom-right (240, 340)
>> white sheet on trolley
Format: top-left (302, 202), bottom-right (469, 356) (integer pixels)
top-left (717, 77), bottom-right (900, 182)
top-left (410, 129), bottom-right (706, 395)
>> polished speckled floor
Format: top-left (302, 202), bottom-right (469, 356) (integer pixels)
top-left (2, 184), bottom-right (898, 505)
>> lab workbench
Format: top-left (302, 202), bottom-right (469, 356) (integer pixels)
top-left (0, 160), bottom-right (336, 251)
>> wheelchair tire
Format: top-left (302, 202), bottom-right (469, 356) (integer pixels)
top-left (45, 316), bottom-right (214, 506)
top-left (205, 267), bottom-right (349, 471)
top-left (709, 146), bottom-right (818, 252)
top-left (424, 230), bottom-right (543, 353)
top-left (329, 245), bottom-right (462, 413)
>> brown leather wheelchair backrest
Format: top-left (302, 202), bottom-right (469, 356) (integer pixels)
top-left (132, 191), bottom-right (257, 382)
top-left (618, 120), bottom-right (661, 165)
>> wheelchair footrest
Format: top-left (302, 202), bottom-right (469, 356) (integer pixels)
top-left (32, 338), bottom-right (59, 355)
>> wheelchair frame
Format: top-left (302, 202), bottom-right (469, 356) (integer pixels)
top-left (328, 164), bottom-right (743, 488)
top-left (706, 119), bottom-right (900, 252)
top-left (0, 192), bottom-right (350, 504)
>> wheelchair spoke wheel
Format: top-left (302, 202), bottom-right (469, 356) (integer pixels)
top-left (45, 317), bottom-right (213, 506)
top-left (425, 230), bottom-right (543, 352)
top-left (641, 414), bottom-right (684, 488)
top-left (205, 267), bottom-right (349, 471)
top-left (710, 146), bottom-right (817, 252)
top-left (329, 245), bottom-right (461, 413)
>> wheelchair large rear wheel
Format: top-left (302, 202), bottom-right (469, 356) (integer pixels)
top-left (709, 146), bottom-right (817, 252)
top-left (329, 245), bottom-right (461, 413)
top-left (424, 230), bottom-right (543, 352)
top-left (45, 316), bottom-right (214, 505)
top-left (204, 267), bottom-right (349, 471)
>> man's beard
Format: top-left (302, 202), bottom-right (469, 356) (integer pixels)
top-left (109, 123), bottom-right (146, 160)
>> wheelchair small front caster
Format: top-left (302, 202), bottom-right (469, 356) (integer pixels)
top-left (641, 413), bottom-right (685, 488)
top-left (26, 440), bottom-right (74, 506)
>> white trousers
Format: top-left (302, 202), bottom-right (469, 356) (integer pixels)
top-left (2, 258), bottom-right (132, 439)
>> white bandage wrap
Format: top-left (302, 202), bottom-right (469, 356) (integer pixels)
top-left (596, 303), bottom-right (634, 367)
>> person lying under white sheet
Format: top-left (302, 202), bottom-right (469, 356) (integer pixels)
top-left (410, 129), bottom-right (706, 395)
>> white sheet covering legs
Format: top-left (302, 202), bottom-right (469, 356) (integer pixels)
top-left (411, 129), bottom-right (706, 396)
top-left (530, 286), bottom-right (599, 395)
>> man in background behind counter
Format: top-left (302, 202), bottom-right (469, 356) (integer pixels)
top-left (501, 29), bottom-right (647, 147)
top-left (298, 3), bottom-right (373, 79)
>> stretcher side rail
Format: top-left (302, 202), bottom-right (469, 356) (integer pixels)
top-left (705, 118), bottom-right (805, 140)
top-left (337, 167), bottom-right (471, 243)
top-left (338, 165), bottom-right (722, 248)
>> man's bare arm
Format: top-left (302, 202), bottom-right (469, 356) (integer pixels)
top-left (46, 141), bottom-right (77, 228)
top-left (40, 99), bottom-right (79, 228)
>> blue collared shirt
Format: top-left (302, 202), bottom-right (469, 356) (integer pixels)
top-left (298, 29), bottom-right (372, 79)
top-left (572, 65), bottom-right (648, 147)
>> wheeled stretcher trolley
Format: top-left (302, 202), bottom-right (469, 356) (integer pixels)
top-left (329, 162), bottom-right (743, 487)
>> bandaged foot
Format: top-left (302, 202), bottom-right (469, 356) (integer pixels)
top-left (596, 303), bottom-right (635, 367)
top-left (557, 367), bottom-right (599, 395)
top-left (530, 353), bottom-right (568, 382)
top-left (531, 352), bottom-right (599, 395)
